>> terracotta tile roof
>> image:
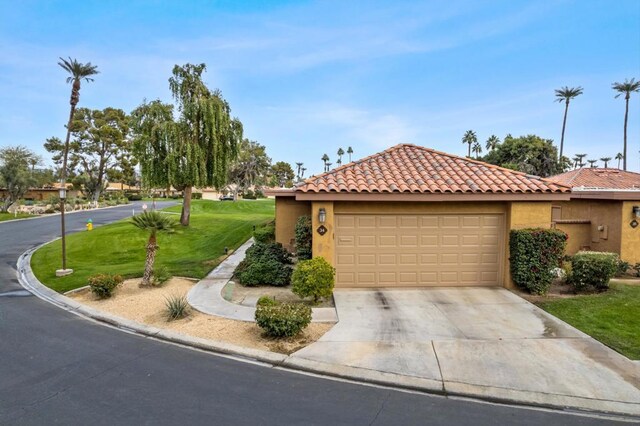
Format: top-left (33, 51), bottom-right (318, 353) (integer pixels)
top-left (549, 168), bottom-right (640, 190)
top-left (297, 144), bottom-right (570, 194)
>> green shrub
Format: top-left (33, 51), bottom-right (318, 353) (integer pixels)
top-left (634, 263), bottom-right (640, 278)
top-left (257, 295), bottom-right (278, 307)
top-left (88, 273), bottom-right (123, 299)
top-left (243, 189), bottom-right (256, 200)
top-left (245, 242), bottom-right (292, 265)
top-left (292, 257), bottom-right (335, 303)
top-left (253, 223), bottom-right (275, 243)
top-left (191, 192), bottom-right (202, 200)
top-left (237, 258), bottom-right (292, 286)
top-left (125, 193), bottom-right (143, 201)
top-left (569, 251), bottom-right (619, 291)
top-left (254, 189), bottom-right (265, 198)
top-left (616, 259), bottom-right (630, 277)
top-left (165, 294), bottom-right (190, 321)
top-left (509, 228), bottom-right (568, 295)
top-left (295, 215), bottom-right (312, 260)
top-left (255, 303), bottom-right (312, 337)
top-left (152, 265), bottom-right (172, 286)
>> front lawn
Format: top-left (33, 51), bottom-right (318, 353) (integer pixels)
top-left (0, 212), bottom-right (35, 222)
top-left (536, 281), bottom-right (640, 360)
top-left (31, 199), bottom-right (274, 293)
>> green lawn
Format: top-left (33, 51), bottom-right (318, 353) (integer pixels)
top-left (0, 212), bottom-right (36, 222)
top-left (536, 281), bottom-right (640, 360)
top-left (31, 199), bottom-right (274, 293)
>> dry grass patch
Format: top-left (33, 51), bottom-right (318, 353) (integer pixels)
top-left (68, 277), bottom-right (333, 354)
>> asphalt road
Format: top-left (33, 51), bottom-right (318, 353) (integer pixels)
top-left (0, 203), bottom-right (629, 425)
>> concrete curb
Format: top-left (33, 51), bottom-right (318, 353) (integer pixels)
top-left (0, 202), bottom-right (145, 226)
top-left (16, 244), bottom-right (640, 420)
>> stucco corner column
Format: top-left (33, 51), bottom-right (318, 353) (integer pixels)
top-left (311, 201), bottom-right (335, 265)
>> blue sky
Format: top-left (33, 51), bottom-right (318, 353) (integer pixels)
top-left (1, 0), bottom-right (639, 175)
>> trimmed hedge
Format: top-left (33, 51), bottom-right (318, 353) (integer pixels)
top-left (295, 215), bottom-right (312, 260)
top-left (509, 228), bottom-right (567, 295)
top-left (569, 251), bottom-right (619, 291)
top-left (88, 273), bottom-right (123, 299)
top-left (235, 242), bottom-right (292, 286)
top-left (292, 257), bottom-right (335, 303)
top-left (255, 302), bottom-right (312, 337)
top-left (253, 223), bottom-right (275, 244)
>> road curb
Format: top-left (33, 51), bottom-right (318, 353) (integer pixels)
top-left (16, 244), bottom-right (640, 420)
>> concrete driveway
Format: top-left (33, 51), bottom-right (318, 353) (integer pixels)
top-left (292, 287), bottom-right (640, 415)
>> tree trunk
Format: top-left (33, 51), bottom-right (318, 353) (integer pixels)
top-left (180, 186), bottom-right (192, 226)
top-left (559, 101), bottom-right (569, 159)
top-left (467, 143), bottom-right (471, 157)
top-left (623, 96), bottom-right (629, 171)
top-left (140, 233), bottom-right (157, 287)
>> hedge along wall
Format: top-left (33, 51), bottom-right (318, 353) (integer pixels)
top-left (509, 228), bottom-right (568, 295)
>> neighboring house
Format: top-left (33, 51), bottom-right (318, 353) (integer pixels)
top-left (0, 182), bottom-right (81, 202)
top-left (548, 168), bottom-right (640, 263)
top-left (268, 144), bottom-right (571, 289)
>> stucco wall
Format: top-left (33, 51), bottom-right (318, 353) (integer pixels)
top-left (274, 197), bottom-right (311, 251)
top-left (620, 201), bottom-right (640, 263)
top-left (554, 200), bottom-right (622, 255)
top-left (311, 201), bottom-right (335, 264)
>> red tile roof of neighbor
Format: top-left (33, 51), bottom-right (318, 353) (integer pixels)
top-left (296, 144), bottom-right (571, 194)
top-left (549, 168), bottom-right (640, 190)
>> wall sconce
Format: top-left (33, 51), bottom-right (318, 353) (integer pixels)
top-left (318, 208), bottom-right (326, 224)
top-left (633, 205), bottom-right (640, 218)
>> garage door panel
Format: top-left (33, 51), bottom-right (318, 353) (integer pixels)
top-left (336, 214), bottom-right (503, 288)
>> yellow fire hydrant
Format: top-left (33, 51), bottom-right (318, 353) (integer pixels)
top-left (86, 219), bottom-right (93, 231)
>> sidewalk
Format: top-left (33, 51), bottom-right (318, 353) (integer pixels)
top-left (186, 239), bottom-right (338, 322)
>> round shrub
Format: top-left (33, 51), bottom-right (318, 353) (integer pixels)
top-left (292, 257), bottom-right (335, 303)
top-left (237, 258), bottom-right (292, 287)
top-left (253, 223), bottom-right (275, 244)
top-left (245, 242), bottom-right (292, 265)
top-left (569, 251), bottom-right (619, 291)
top-left (255, 303), bottom-right (312, 337)
top-left (294, 215), bottom-right (312, 260)
top-left (88, 273), bottom-right (123, 299)
top-left (257, 295), bottom-right (278, 307)
top-left (509, 228), bottom-right (567, 295)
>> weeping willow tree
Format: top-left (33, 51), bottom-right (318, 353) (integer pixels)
top-left (131, 64), bottom-right (243, 225)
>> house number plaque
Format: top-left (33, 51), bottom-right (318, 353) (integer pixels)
top-left (317, 225), bottom-right (328, 235)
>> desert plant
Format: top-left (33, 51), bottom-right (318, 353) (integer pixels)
top-left (165, 293), bottom-right (190, 321)
top-left (152, 265), bottom-right (172, 286)
top-left (255, 302), bottom-right (312, 337)
top-left (509, 228), bottom-right (568, 294)
top-left (569, 251), bottom-right (619, 291)
top-left (131, 211), bottom-right (178, 287)
top-left (88, 273), bottom-right (123, 299)
top-left (292, 257), bottom-right (335, 303)
top-left (253, 223), bottom-right (275, 243)
top-left (294, 215), bottom-right (312, 260)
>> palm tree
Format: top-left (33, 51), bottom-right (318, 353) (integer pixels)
top-left (485, 135), bottom-right (500, 152)
top-left (612, 78), bottom-right (640, 170)
top-left (462, 130), bottom-right (477, 157)
top-left (347, 146), bottom-right (353, 162)
top-left (58, 57), bottom-right (99, 272)
top-left (301, 167), bottom-right (307, 177)
top-left (131, 211), bottom-right (177, 287)
top-left (321, 153), bottom-right (329, 171)
top-left (572, 156), bottom-right (580, 169)
top-left (555, 86), bottom-right (583, 160)
top-left (587, 159), bottom-right (597, 168)
top-left (471, 141), bottom-right (482, 159)
top-left (575, 153), bottom-right (587, 168)
top-left (600, 157), bottom-right (612, 168)
top-left (326, 162), bottom-right (332, 172)
top-left (295, 162), bottom-right (303, 179)
top-left (336, 158), bottom-right (342, 166)
top-left (615, 152), bottom-right (624, 169)
top-left (337, 148), bottom-right (344, 163)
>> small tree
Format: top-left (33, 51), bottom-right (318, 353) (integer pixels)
top-left (292, 257), bottom-right (335, 304)
top-left (295, 215), bottom-right (312, 260)
top-left (131, 211), bottom-right (177, 287)
top-left (0, 146), bottom-right (39, 212)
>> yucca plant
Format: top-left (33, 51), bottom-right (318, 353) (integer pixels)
top-left (131, 211), bottom-right (177, 287)
top-left (165, 293), bottom-right (189, 321)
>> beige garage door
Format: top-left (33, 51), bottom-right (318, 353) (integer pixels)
top-left (335, 214), bottom-right (503, 287)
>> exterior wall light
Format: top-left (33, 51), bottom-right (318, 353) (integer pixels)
top-left (318, 208), bottom-right (326, 224)
top-left (59, 187), bottom-right (67, 200)
top-left (633, 205), bottom-right (640, 218)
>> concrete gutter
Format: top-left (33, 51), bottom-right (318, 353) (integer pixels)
top-left (16, 243), bottom-right (640, 420)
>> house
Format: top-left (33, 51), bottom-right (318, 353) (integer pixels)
top-left (547, 167), bottom-right (640, 263)
top-left (269, 144), bottom-right (571, 289)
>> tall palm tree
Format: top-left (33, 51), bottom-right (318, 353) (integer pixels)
top-left (587, 159), bottom-right (597, 168)
top-left (575, 153), bottom-right (587, 168)
top-left (301, 167), bottom-right (307, 177)
top-left (471, 141), bottom-right (482, 159)
top-left (554, 86), bottom-right (583, 160)
top-left (600, 157), bottom-right (612, 168)
top-left (462, 130), bottom-right (477, 157)
top-left (325, 162), bottom-right (332, 172)
top-left (295, 162), bottom-right (303, 179)
top-left (321, 153), bottom-right (329, 171)
top-left (131, 211), bottom-right (177, 287)
top-left (347, 146), bottom-right (353, 162)
top-left (336, 158), bottom-right (342, 166)
top-left (337, 148), bottom-right (344, 163)
top-left (572, 156), bottom-right (579, 169)
top-left (485, 135), bottom-right (500, 152)
top-left (615, 152), bottom-right (624, 169)
top-left (57, 57), bottom-right (99, 272)
top-left (612, 78), bottom-right (640, 170)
